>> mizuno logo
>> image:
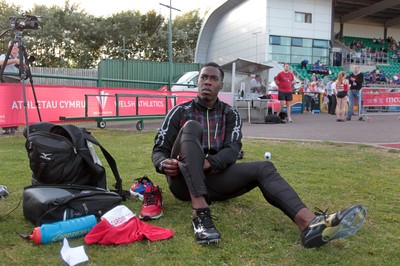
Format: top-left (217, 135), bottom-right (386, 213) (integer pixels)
top-left (194, 227), bottom-right (205, 234)
top-left (40, 153), bottom-right (52, 160)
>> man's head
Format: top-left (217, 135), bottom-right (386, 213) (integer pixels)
top-left (353, 65), bottom-right (360, 74)
top-left (283, 63), bottom-right (290, 72)
top-left (8, 41), bottom-right (19, 55)
top-left (197, 62), bottom-right (224, 108)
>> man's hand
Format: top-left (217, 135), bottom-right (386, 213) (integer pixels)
top-left (203, 159), bottom-right (211, 171)
top-left (161, 158), bottom-right (180, 176)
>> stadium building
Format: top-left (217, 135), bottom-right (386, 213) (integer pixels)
top-left (195, 0), bottom-right (400, 84)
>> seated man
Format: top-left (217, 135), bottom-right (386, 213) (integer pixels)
top-left (151, 62), bottom-right (366, 247)
top-left (250, 74), bottom-right (262, 93)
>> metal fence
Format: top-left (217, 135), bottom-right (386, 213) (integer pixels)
top-left (30, 67), bottom-right (98, 87)
top-left (358, 86), bottom-right (400, 121)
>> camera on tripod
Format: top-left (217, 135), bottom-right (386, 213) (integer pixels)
top-left (9, 15), bottom-right (42, 31)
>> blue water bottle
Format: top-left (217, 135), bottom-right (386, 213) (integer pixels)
top-left (30, 215), bottom-right (97, 244)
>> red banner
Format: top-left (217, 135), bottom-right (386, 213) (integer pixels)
top-left (362, 88), bottom-right (400, 107)
top-left (0, 84), bottom-right (198, 127)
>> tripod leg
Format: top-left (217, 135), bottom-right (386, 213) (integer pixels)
top-left (22, 48), bottom-right (42, 122)
top-left (14, 38), bottom-right (31, 136)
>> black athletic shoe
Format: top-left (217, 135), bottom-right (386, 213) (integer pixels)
top-left (192, 208), bottom-right (221, 244)
top-left (301, 205), bottom-right (367, 248)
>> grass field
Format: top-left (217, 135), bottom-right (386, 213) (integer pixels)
top-left (0, 129), bottom-right (399, 265)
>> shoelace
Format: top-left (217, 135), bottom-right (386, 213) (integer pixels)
top-left (196, 209), bottom-right (218, 229)
top-left (314, 207), bottom-right (329, 221)
top-left (143, 188), bottom-right (161, 206)
top-left (135, 176), bottom-right (150, 185)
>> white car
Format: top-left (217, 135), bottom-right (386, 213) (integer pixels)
top-left (166, 71), bottom-right (199, 92)
top-left (171, 71), bottom-right (199, 92)
top-left (160, 71), bottom-right (199, 92)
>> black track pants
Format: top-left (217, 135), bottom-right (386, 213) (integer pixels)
top-left (167, 120), bottom-right (306, 220)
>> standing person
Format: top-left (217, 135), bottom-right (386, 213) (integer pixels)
top-left (0, 42), bottom-right (21, 134)
top-left (326, 77), bottom-right (336, 115)
top-left (151, 62), bottom-right (366, 247)
top-left (276, 63), bottom-right (295, 122)
top-left (325, 79), bottom-right (336, 115)
top-left (0, 42), bottom-right (21, 83)
top-left (332, 71), bottom-right (349, 122)
top-left (304, 81), bottom-right (316, 113)
top-left (347, 65), bottom-right (364, 121)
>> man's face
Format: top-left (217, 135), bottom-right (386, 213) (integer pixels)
top-left (11, 43), bottom-right (19, 54)
top-left (354, 65), bottom-right (360, 73)
top-left (283, 64), bottom-right (290, 72)
top-left (197, 66), bottom-right (223, 103)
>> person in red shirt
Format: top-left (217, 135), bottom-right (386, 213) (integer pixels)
top-left (276, 63), bottom-right (295, 122)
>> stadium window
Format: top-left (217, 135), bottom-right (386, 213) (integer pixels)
top-left (313, 39), bottom-right (329, 48)
top-left (270, 35), bottom-right (281, 45)
top-left (292, 38), bottom-right (303, 47)
top-left (295, 12), bottom-right (312, 23)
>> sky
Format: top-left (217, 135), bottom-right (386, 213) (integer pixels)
top-left (9, 0), bottom-right (224, 18)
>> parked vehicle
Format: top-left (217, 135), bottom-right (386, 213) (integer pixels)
top-left (159, 71), bottom-right (199, 92)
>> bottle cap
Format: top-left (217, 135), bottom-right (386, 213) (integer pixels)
top-left (30, 227), bottom-right (42, 245)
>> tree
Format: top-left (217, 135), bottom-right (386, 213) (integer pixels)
top-left (0, 0), bottom-right (22, 51)
top-left (172, 10), bottom-right (203, 62)
top-left (0, 1), bottom-right (204, 68)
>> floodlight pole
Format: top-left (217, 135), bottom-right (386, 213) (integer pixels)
top-left (160, 1), bottom-right (180, 91)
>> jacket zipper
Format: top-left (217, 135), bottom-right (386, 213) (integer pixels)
top-left (206, 109), bottom-right (210, 157)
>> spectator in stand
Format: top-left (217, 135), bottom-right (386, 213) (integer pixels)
top-left (347, 65), bottom-right (364, 121)
top-left (297, 82), bottom-right (305, 94)
top-left (300, 59), bottom-right (308, 69)
top-left (332, 71), bottom-right (349, 122)
top-left (315, 81), bottom-right (324, 93)
top-left (392, 75), bottom-right (400, 85)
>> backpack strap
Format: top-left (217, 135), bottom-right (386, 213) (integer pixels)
top-left (83, 131), bottom-right (125, 198)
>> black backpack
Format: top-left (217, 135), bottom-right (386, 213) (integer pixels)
top-left (24, 122), bottom-right (124, 197)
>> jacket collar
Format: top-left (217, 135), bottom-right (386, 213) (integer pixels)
top-left (194, 96), bottom-right (221, 111)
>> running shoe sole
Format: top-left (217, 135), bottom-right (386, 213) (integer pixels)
top-left (139, 211), bottom-right (163, 221)
top-left (322, 205), bottom-right (367, 242)
top-left (196, 238), bottom-right (220, 244)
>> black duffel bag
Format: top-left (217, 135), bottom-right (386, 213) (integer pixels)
top-left (23, 184), bottom-right (122, 225)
